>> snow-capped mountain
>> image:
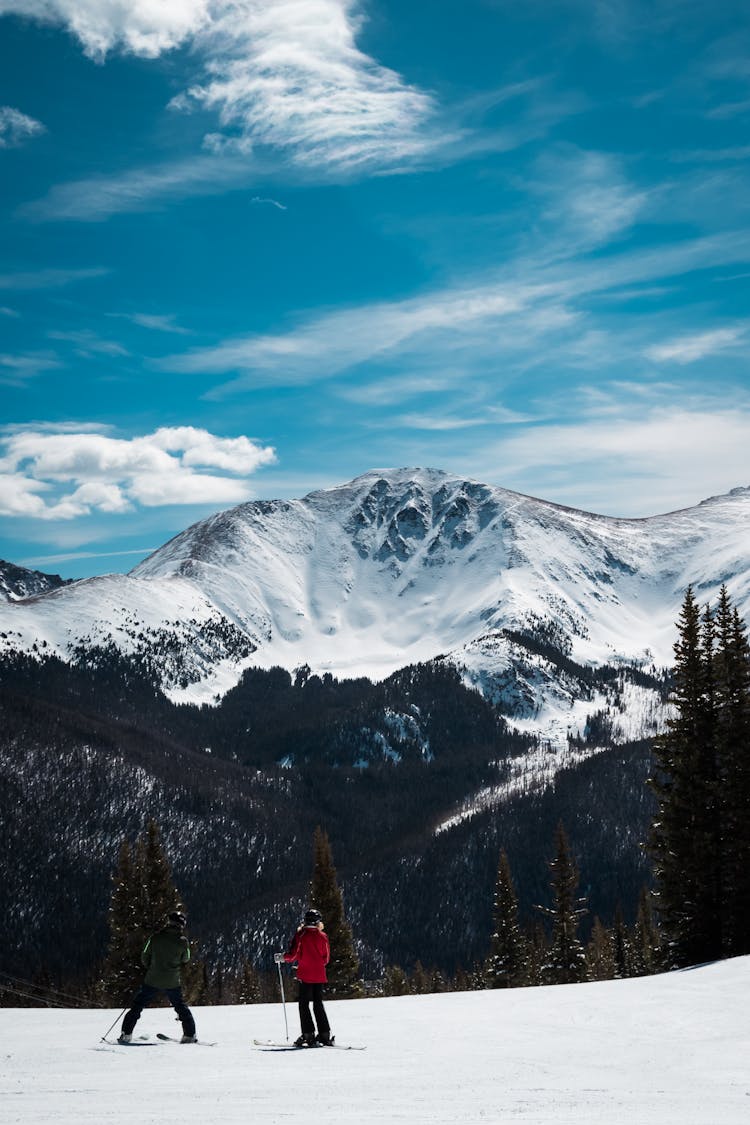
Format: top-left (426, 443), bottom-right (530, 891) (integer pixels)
top-left (2, 468), bottom-right (749, 742)
top-left (0, 559), bottom-right (70, 602)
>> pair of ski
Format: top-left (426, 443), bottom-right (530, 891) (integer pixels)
top-left (252, 1038), bottom-right (366, 1052)
top-left (113, 1033), bottom-right (216, 1047)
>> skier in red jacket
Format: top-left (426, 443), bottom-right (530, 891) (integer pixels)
top-left (277, 908), bottom-right (333, 1046)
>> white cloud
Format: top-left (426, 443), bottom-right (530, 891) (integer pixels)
top-left (0, 267), bottom-right (108, 289)
top-left (471, 401), bottom-right (750, 516)
top-left (0, 105), bottom-right (44, 148)
top-left (121, 312), bottom-right (192, 335)
top-left (529, 148), bottom-right (650, 250)
top-left (0, 1), bottom-right (211, 61)
top-left (48, 329), bottom-right (129, 357)
top-left (177, 1), bottom-right (436, 172)
top-left (5, 1), bottom-right (436, 176)
top-left (646, 326), bottom-right (746, 364)
top-left (0, 425), bottom-right (276, 519)
top-left (0, 352), bottom-right (62, 382)
top-left (166, 283), bottom-right (533, 388)
top-left (163, 222), bottom-right (750, 392)
top-left (18, 155), bottom-right (248, 223)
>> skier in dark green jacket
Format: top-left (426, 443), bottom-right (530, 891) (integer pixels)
top-left (118, 911), bottom-right (197, 1043)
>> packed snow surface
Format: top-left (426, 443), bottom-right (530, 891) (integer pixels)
top-left (3, 957), bottom-right (748, 1124)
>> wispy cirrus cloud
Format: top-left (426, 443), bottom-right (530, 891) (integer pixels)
top-left (164, 282), bottom-right (538, 390)
top-left (47, 329), bottom-right (129, 357)
top-left (177, 0), bottom-right (438, 172)
top-left (0, 266), bottom-right (108, 290)
top-left (646, 326), bottom-right (747, 364)
top-left (473, 401), bottom-right (750, 516)
top-left (0, 105), bottom-right (44, 148)
top-left (18, 155), bottom-right (250, 223)
top-left (161, 214), bottom-right (750, 394)
top-left (110, 312), bottom-right (193, 335)
top-left (0, 424), bottom-right (276, 519)
top-left (0, 352), bottom-right (62, 383)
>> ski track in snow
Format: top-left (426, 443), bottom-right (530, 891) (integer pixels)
top-left (2, 958), bottom-right (748, 1124)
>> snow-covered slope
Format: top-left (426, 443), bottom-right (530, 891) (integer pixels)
top-left (1, 468), bottom-right (748, 738)
top-left (3, 957), bottom-right (749, 1125)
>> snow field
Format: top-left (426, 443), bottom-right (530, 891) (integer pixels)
top-left (2, 957), bottom-right (748, 1124)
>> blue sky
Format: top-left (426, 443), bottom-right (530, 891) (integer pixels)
top-left (1, 0), bottom-right (749, 578)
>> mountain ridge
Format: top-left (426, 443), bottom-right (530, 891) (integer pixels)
top-left (1, 468), bottom-right (748, 742)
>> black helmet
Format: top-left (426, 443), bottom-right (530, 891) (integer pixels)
top-left (168, 910), bottom-right (187, 929)
top-left (304, 908), bottom-right (322, 926)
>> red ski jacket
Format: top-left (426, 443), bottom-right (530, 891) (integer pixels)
top-left (284, 925), bottom-right (330, 984)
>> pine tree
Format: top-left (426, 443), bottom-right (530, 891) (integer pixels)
top-left (612, 904), bottom-right (631, 979)
top-left (309, 827), bottom-right (360, 998)
top-left (237, 958), bottom-right (261, 1004)
top-left (631, 888), bottom-right (659, 976)
top-left (649, 586), bottom-right (721, 967)
top-left (539, 822), bottom-right (588, 985)
top-left (100, 821), bottom-right (183, 1004)
top-left (410, 960), bottom-right (430, 994)
top-left (525, 920), bottom-right (548, 987)
top-left (137, 820), bottom-right (182, 935)
top-left (383, 965), bottom-right (409, 996)
top-left (484, 849), bottom-right (528, 988)
top-left (710, 591), bottom-right (750, 955)
top-left (100, 840), bottom-right (143, 1004)
top-left (586, 917), bottom-right (615, 981)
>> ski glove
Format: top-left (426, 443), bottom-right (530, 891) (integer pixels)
top-left (274, 952), bottom-right (285, 964)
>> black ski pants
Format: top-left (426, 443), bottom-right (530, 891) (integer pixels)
top-left (297, 981), bottom-right (330, 1039)
top-left (122, 984), bottom-right (195, 1037)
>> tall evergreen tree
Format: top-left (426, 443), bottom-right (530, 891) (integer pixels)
top-left (484, 849), bottom-right (528, 988)
top-left (649, 586), bottom-right (721, 967)
top-left (714, 593), bottom-right (750, 955)
top-left (100, 821), bottom-right (183, 1004)
top-left (539, 822), bottom-right (588, 985)
top-left (631, 888), bottom-right (659, 976)
top-left (309, 827), bottom-right (360, 998)
top-left (611, 904), bottom-right (631, 979)
top-left (100, 840), bottom-right (142, 1003)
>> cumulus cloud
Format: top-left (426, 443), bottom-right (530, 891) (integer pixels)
top-left (0, 105), bottom-right (45, 148)
top-left (0, 425), bottom-right (276, 519)
top-left (4, 1), bottom-right (436, 175)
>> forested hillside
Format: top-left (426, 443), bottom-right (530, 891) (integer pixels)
top-left (0, 647), bottom-right (656, 983)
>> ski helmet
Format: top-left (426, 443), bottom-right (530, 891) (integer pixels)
top-left (304, 908), bottom-right (322, 926)
top-left (168, 910), bottom-right (187, 928)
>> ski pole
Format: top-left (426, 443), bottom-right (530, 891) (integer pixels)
top-left (100, 1007), bottom-right (128, 1043)
top-left (276, 958), bottom-right (289, 1042)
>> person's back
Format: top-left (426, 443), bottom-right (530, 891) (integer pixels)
top-left (289, 925), bottom-right (329, 984)
top-left (143, 927), bottom-right (190, 989)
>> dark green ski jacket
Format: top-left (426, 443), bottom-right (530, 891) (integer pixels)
top-left (142, 926), bottom-right (190, 990)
